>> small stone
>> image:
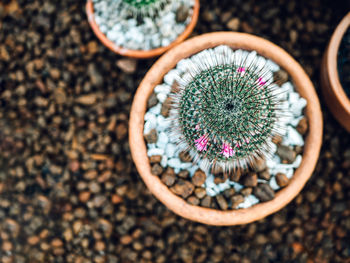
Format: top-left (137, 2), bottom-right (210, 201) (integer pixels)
top-left (111, 194), bottom-right (123, 204)
top-left (79, 191), bottom-right (90, 203)
top-left (27, 236), bottom-right (40, 245)
top-left (144, 129), bottom-right (157, 144)
top-left (216, 195), bottom-right (228, 210)
top-left (200, 195), bottom-right (212, 208)
top-left (273, 69), bottom-right (289, 85)
top-left (87, 41), bottom-right (98, 54)
top-left (231, 195), bottom-right (244, 209)
top-left (116, 122), bottom-right (128, 140)
top-left (254, 183), bottom-right (275, 202)
top-left (192, 169), bottom-right (206, 187)
top-left (116, 59), bottom-right (137, 74)
top-left (171, 180), bottom-right (194, 199)
top-left (187, 196), bottom-right (200, 206)
top-left (161, 97), bottom-right (172, 117)
top-left (240, 187), bottom-right (252, 197)
top-left (95, 241), bottom-right (106, 251)
top-left (276, 173), bottom-right (289, 187)
top-left (258, 169), bottom-right (271, 180)
top-left (150, 155), bottom-right (162, 163)
top-left (176, 3), bottom-right (190, 23)
top-left (147, 93), bottom-right (158, 108)
top-left (151, 163), bottom-right (163, 176)
top-left (178, 170), bottom-right (189, 179)
top-left (76, 94), bottom-right (97, 105)
top-left (296, 117), bottom-right (308, 135)
top-left (277, 145), bottom-right (296, 163)
top-left (242, 173), bottom-right (258, 187)
top-left (120, 235), bottom-right (132, 245)
top-left (229, 169), bottom-right (242, 182)
top-left (50, 68), bottom-right (60, 80)
top-left (253, 158), bottom-right (267, 172)
top-left (179, 151), bottom-right (192, 162)
top-left (223, 188), bottom-right (235, 198)
top-left (63, 228), bottom-right (73, 241)
top-left (161, 173), bottom-right (176, 187)
top-left (194, 188), bottom-right (206, 199)
top-left (227, 18), bottom-right (240, 31)
top-left (51, 238), bottom-right (63, 248)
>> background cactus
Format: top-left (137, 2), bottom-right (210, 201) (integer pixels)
top-left (170, 48), bottom-right (284, 173)
top-left (120, 0), bottom-right (170, 17)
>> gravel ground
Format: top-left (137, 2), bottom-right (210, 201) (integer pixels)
top-left (0, 0), bottom-right (349, 262)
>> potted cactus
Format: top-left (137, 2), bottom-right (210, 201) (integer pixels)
top-left (129, 32), bottom-right (323, 225)
top-left (321, 12), bottom-right (350, 132)
top-left (86, 0), bottom-right (200, 58)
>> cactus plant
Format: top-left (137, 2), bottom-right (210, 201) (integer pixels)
top-left (169, 48), bottom-right (284, 173)
top-left (119, 0), bottom-right (170, 17)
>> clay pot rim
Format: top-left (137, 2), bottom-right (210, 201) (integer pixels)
top-left (129, 32), bottom-right (323, 226)
top-left (325, 13), bottom-right (350, 124)
top-left (85, 0), bottom-right (200, 59)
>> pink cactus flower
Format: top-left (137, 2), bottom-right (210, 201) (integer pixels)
top-left (258, 77), bottom-right (266, 86)
top-left (195, 135), bottom-right (208, 151)
top-left (195, 124), bottom-right (200, 130)
top-left (237, 67), bottom-right (245, 73)
top-left (221, 143), bottom-right (235, 158)
top-left (244, 138), bottom-right (250, 144)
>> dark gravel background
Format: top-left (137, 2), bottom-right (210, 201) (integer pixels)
top-left (0, 0), bottom-right (349, 262)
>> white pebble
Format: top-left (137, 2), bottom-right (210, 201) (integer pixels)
top-left (156, 132), bottom-right (169, 149)
top-left (156, 92), bottom-right (167, 103)
top-left (266, 59), bottom-right (280, 72)
top-left (165, 143), bottom-right (176, 158)
top-left (154, 84), bottom-right (171, 94)
top-left (269, 176), bottom-right (280, 190)
top-left (168, 158), bottom-right (182, 168)
top-left (147, 148), bottom-right (164, 157)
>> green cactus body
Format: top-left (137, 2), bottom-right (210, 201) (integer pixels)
top-left (122, 0), bottom-right (161, 8)
top-left (170, 48), bottom-right (283, 172)
top-left (120, 0), bottom-right (170, 17)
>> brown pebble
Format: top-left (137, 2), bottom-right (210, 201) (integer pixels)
top-left (178, 170), bottom-right (189, 179)
top-left (151, 163), bottom-right (163, 176)
top-left (187, 196), bottom-right (200, 206)
top-left (116, 122), bottom-right (128, 140)
top-left (277, 145), bottom-right (296, 163)
top-left (253, 158), bottom-right (267, 172)
top-left (116, 58), bottom-right (137, 74)
top-left (258, 169), bottom-right (271, 180)
top-left (2, 241), bottom-right (12, 251)
top-left (229, 169), bottom-right (242, 182)
top-left (161, 97), bottom-right (172, 117)
top-left (179, 151), bottom-right (192, 162)
top-left (254, 183), bottom-right (275, 202)
top-left (63, 228), bottom-right (73, 241)
top-left (231, 195), bottom-right (245, 209)
top-left (76, 94), bottom-right (97, 105)
top-left (79, 191), bottom-right (91, 203)
top-left (144, 129), bottom-right (157, 144)
top-left (84, 170), bottom-right (97, 180)
top-left (176, 3), bottom-right (190, 23)
top-left (194, 188), bottom-right (206, 199)
top-left (149, 155), bottom-right (162, 164)
top-left (242, 173), bottom-right (258, 187)
top-left (171, 180), bottom-right (194, 199)
top-left (161, 173), bottom-right (176, 187)
top-left (216, 195), bottom-right (228, 210)
top-left (200, 195), bottom-right (212, 208)
top-left (273, 69), bottom-right (289, 85)
top-left (95, 240), bottom-right (106, 251)
top-left (296, 117), bottom-right (308, 135)
top-left (28, 236), bottom-right (40, 245)
top-left (276, 173), bottom-right (289, 187)
top-left (111, 194), bottom-right (123, 204)
top-left (87, 41), bottom-right (98, 54)
top-left (227, 17), bottom-right (240, 31)
top-left (50, 68), bottom-right (60, 80)
top-left (147, 93), bottom-right (158, 108)
top-left (192, 169), bottom-right (206, 187)
top-left (120, 235), bottom-right (133, 245)
top-left (73, 221), bottom-right (83, 234)
top-left (223, 188), bottom-right (235, 198)
top-left (240, 187), bottom-right (253, 197)
top-left (51, 238), bottom-right (63, 248)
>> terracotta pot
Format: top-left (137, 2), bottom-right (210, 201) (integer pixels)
top-left (129, 32), bottom-right (323, 226)
top-left (86, 0), bottom-right (200, 59)
top-left (321, 12), bottom-right (350, 132)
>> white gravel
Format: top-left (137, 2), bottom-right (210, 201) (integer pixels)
top-left (92, 0), bottom-right (194, 50)
top-left (144, 46), bottom-right (307, 209)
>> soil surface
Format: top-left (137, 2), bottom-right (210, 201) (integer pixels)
top-left (0, 0), bottom-right (349, 262)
